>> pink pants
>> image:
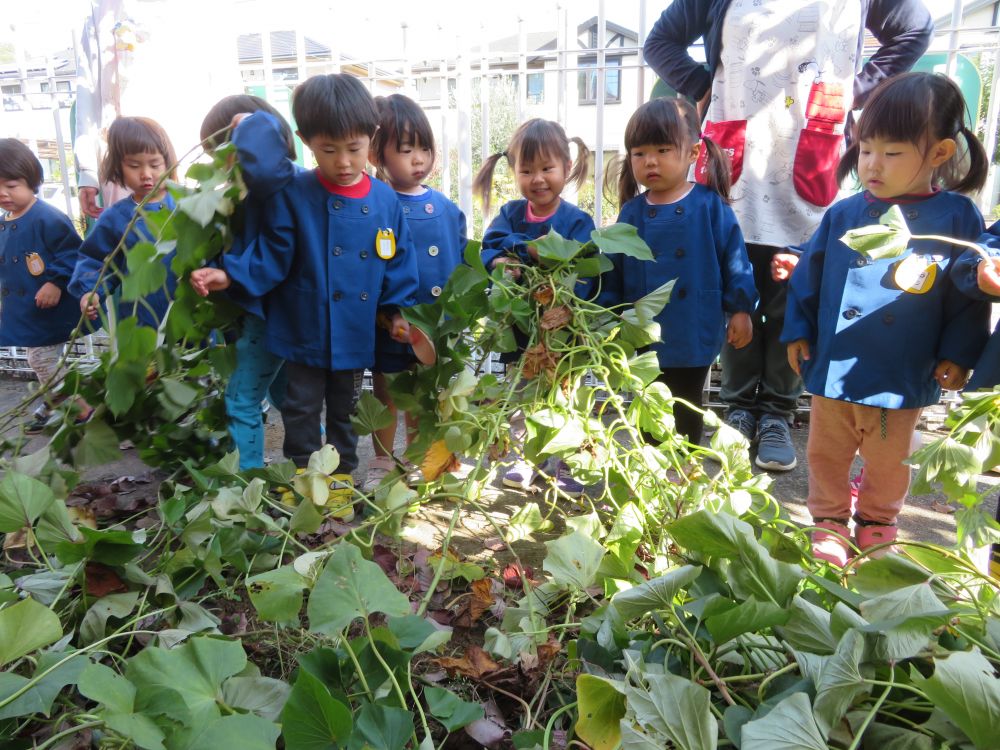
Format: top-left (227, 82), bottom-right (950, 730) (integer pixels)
top-left (807, 396), bottom-right (921, 526)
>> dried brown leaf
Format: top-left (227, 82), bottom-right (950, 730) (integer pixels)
top-left (435, 644), bottom-right (501, 679)
top-left (539, 305), bottom-right (572, 331)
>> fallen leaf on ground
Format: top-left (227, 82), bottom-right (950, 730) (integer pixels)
top-left (435, 645), bottom-right (500, 679)
top-left (931, 500), bottom-right (955, 515)
top-left (85, 562), bottom-right (128, 597)
top-left (453, 578), bottom-right (496, 628)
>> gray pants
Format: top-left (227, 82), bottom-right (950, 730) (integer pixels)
top-left (281, 363), bottom-right (363, 472)
top-left (719, 243), bottom-right (802, 421)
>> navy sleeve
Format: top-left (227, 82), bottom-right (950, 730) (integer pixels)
top-left (855, 0), bottom-right (934, 107)
top-left (713, 200), bottom-right (757, 314)
top-left (481, 204), bottom-right (534, 268)
top-left (596, 207), bottom-right (631, 309)
top-left (232, 111), bottom-right (297, 199)
top-left (222, 188), bottom-right (297, 298)
top-left (42, 212), bottom-right (82, 286)
top-left (643, 0), bottom-right (713, 102)
top-left (938, 203), bottom-right (989, 368)
top-left (952, 224), bottom-right (1000, 302)
top-left (781, 211), bottom-right (833, 345)
top-left (69, 211), bottom-right (125, 299)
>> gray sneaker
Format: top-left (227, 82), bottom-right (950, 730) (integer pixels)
top-left (725, 409), bottom-right (757, 442)
top-left (755, 414), bottom-right (797, 471)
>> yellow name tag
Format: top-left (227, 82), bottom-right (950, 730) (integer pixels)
top-left (894, 254), bottom-right (936, 294)
top-left (376, 228), bottom-right (396, 260)
top-left (25, 253), bottom-right (45, 277)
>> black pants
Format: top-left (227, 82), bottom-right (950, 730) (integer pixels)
top-left (719, 243), bottom-right (803, 420)
top-left (282, 363), bottom-right (363, 472)
top-left (658, 365), bottom-right (711, 445)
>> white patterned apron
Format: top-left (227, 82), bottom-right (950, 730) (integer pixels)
top-left (698, 0), bottom-right (862, 247)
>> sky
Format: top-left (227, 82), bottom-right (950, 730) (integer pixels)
top-left (0, 0), bottom-right (979, 64)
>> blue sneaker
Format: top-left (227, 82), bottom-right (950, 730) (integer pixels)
top-left (503, 460), bottom-right (536, 489)
top-left (553, 460), bottom-right (587, 497)
top-left (725, 409), bottom-right (757, 442)
top-left (754, 414), bottom-right (797, 471)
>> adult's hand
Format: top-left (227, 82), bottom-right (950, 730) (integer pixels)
top-left (79, 187), bottom-right (103, 218)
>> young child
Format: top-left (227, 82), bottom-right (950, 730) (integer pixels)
top-left (190, 74), bottom-right (418, 515)
top-left (364, 93), bottom-right (467, 491)
top-left (782, 72), bottom-right (990, 565)
top-left (69, 116), bottom-right (178, 329)
top-left (599, 97), bottom-right (756, 446)
top-left (0, 139), bottom-right (90, 432)
top-left (473, 118), bottom-right (594, 492)
top-left (198, 94), bottom-right (298, 471)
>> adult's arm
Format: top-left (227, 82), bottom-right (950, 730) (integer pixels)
top-left (643, 0), bottom-right (713, 101)
top-left (855, 0), bottom-right (934, 107)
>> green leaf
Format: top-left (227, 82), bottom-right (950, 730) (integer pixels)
top-left (246, 565), bottom-right (307, 624)
top-left (179, 713), bottom-right (279, 750)
top-left (505, 502), bottom-right (554, 543)
top-left (289, 496), bottom-right (325, 535)
top-left (722, 705), bottom-right (753, 749)
top-left (591, 223), bottom-right (654, 260)
top-left (0, 597), bottom-right (62, 666)
top-left (861, 723), bottom-right (936, 750)
top-left (0, 472), bottom-right (56, 532)
top-left (840, 205), bottom-right (912, 260)
top-left (72, 418), bottom-right (123, 467)
top-left (425, 685), bottom-right (484, 732)
top-left (55, 526), bottom-right (146, 566)
top-left (533, 230), bottom-right (582, 262)
top-left (776, 597), bottom-right (836, 655)
top-left (812, 630), bottom-right (870, 736)
top-left (121, 241), bottom-right (169, 301)
top-left (543, 530), bottom-right (606, 591)
top-left (668, 510), bottom-right (744, 557)
top-left (705, 597), bottom-right (790, 644)
top-left (386, 615), bottom-right (450, 654)
top-left (623, 279), bottom-right (674, 327)
top-left (575, 675), bottom-right (626, 750)
top-left (281, 668), bottom-right (352, 750)
top-left (858, 583), bottom-right (951, 661)
top-left (625, 672), bottom-right (717, 750)
top-left (221, 676), bottom-right (291, 722)
top-left (307, 542), bottom-right (411, 636)
top-left (177, 185), bottom-right (231, 228)
top-left (0, 650), bottom-right (87, 721)
top-left (741, 692), bottom-right (827, 750)
top-left (627, 352), bottom-right (662, 388)
top-left (126, 637), bottom-right (247, 725)
top-left (610, 565), bottom-right (702, 621)
top-left (350, 703), bottom-right (413, 750)
top-left (619, 723), bottom-right (663, 750)
top-left (351, 392), bottom-right (395, 435)
top-left (911, 651), bottom-right (1000, 749)
top-left (80, 591), bottom-right (140, 646)
top-left (78, 663), bottom-right (167, 750)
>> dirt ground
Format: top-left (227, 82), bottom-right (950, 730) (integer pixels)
top-left (2, 375), bottom-right (996, 568)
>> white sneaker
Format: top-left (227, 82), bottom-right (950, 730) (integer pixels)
top-left (363, 455), bottom-right (396, 493)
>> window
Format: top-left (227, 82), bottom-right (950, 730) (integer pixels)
top-left (527, 73), bottom-right (544, 104)
top-left (578, 57), bottom-right (621, 104)
top-left (272, 67), bottom-right (298, 81)
top-left (416, 76), bottom-right (441, 101)
top-left (56, 80), bottom-right (71, 92)
top-left (1, 84), bottom-right (22, 95)
top-left (40, 82), bottom-right (50, 93)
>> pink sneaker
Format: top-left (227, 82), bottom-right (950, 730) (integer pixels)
top-left (855, 523), bottom-right (898, 558)
top-left (812, 520), bottom-right (851, 567)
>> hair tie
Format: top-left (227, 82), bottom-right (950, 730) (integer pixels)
top-left (501, 150), bottom-right (509, 159)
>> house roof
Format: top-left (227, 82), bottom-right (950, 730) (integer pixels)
top-left (237, 31), bottom-right (332, 63)
top-left (0, 49), bottom-right (76, 80)
top-left (577, 16), bottom-right (638, 41)
top-left (934, 0), bottom-right (998, 28)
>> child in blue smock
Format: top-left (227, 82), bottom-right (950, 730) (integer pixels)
top-left (473, 118), bottom-right (595, 493)
top-left (69, 116), bottom-right (178, 329)
top-left (363, 93), bottom-right (467, 491)
top-left (196, 95), bottom-right (299, 471)
top-left (782, 72), bottom-right (990, 566)
top-left (599, 97), bottom-right (756, 447)
top-left (190, 74), bottom-right (418, 518)
top-left (951, 223), bottom-right (1000, 391)
top-left (0, 139), bottom-right (91, 432)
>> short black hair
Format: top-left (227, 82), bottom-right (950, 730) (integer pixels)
top-left (0, 138), bottom-right (43, 191)
top-left (200, 94), bottom-right (296, 158)
top-left (292, 74), bottom-right (379, 141)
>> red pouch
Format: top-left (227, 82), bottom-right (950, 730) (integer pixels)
top-left (793, 82), bottom-right (847, 207)
top-left (696, 119), bottom-right (747, 186)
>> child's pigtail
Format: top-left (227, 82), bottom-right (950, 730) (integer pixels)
top-left (473, 151), bottom-right (507, 214)
top-left (948, 124), bottom-right (989, 195)
top-left (699, 136), bottom-right (732, 203)
top-left (603, 154), bottom-right (638, 210)
top-left (836, 140), bottom-right (861, 188)
top-left (567, 135), bottom-right (590, 191)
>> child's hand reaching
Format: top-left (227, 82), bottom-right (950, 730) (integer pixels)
top-left (771, 253), bottom-right (799, 282)
top-left (976, 256), bottom-right (1000, 297)
top-left (189, 268), bottom-right (232, 297)
top-left (80, 292), bottom-right (101, 321)
top-left (389, 313), bottom-right (410, 343)
top-left (934, 359), bottom-right (969, 390)
top-left (492, 256), bottom-right (522, 280)
top-left (787, 339), bottom-right (810, 375)
top-left (35, 282), bottom-right (61, 309)
top-left (726, 312), bottom-right (752, 349)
